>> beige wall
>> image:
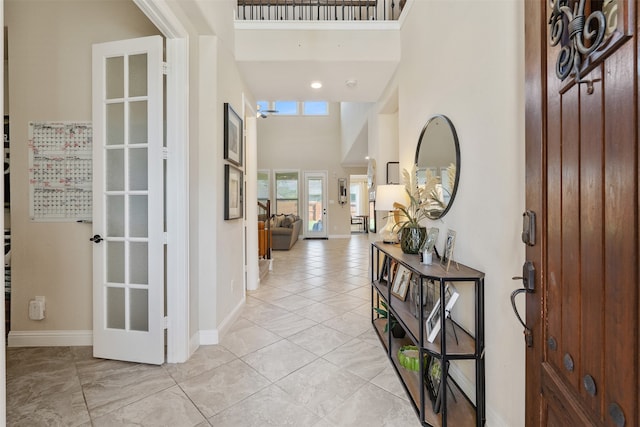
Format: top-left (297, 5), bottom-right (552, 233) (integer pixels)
top-left (5, 0), bottom-right (160, 334)
top-left (216, 41), bottom-right (249, 327)
top-left (256, 103), bottom-right (363, 237)
top-left (399, 1), bottom-right (525, 425)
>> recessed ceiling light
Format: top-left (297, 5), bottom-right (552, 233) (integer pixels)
top-left (345, 79), bottom-right (358, 88)
top-left (311, 81), bottom-right (323, 89)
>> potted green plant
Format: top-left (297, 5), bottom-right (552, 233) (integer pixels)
top-left (373, 300), bottom-right (406, 338)
top-left (392, 165), bottom-right (434, 254)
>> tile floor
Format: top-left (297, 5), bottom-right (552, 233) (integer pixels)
top-left (6, 235), bottom-right (421, 426)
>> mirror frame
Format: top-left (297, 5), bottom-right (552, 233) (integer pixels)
top-left (414, 114), bottom-right (461, 220)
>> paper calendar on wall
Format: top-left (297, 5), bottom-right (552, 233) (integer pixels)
top-left (28, 121), bottom-right (92, 221)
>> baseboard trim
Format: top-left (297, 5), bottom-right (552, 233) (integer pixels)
top-left (217, 296), bottom-right (245, 340)
top-left (199, 296), bottom-right (245, 346)
top-left (198, 329), bottom-right (219, 346)
top-left (8, 330), bottom-right (93, 347)
top-left (329, 234), bottom-right (353, 239)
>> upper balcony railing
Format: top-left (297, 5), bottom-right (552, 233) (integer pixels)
top-left (237, 0), bottom-right (406, 21)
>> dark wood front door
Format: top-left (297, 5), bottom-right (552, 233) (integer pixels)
top-left (525, 1), bottom-right (638, 426)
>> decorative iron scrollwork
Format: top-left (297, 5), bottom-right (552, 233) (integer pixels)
top-left (548, 0), bottom-right (606, 82)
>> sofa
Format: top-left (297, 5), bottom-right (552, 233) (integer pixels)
top-left (270, 214), bottom-right (302, 250)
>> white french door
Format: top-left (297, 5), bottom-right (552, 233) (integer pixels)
top-left (91, 36), bottom-right (164, 364)
top-left (304, 171), bottom-right (328, 239)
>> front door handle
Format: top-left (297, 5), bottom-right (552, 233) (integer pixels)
top-left (89, 234), bottom-right (104, 243)
top-left (511, 261), bottom-right (535, 347)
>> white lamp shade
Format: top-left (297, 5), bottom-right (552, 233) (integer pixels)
top-left (375, 184), bottom-right (408, 211)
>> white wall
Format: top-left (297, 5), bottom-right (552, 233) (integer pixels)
top-left (257, 104), bottom-right (362, 237)
top-left (5, 0), bottom-right (160, 337)
top-left (398, 1), bottom-right (525, 425)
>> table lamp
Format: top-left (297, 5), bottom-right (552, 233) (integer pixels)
top-left (375, 184), bottom-right (407, 244)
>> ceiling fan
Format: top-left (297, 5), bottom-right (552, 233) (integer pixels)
top-left (257, 107), bottom-right (278, 118)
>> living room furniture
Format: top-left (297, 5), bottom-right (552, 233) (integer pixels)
top-left (270, 214), bottom-right (302, 250)
top-left (370, 242), bottom-right (485, 426)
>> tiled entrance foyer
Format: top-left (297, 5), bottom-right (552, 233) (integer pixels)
top-left (7, 235), bottom-right (421, 426)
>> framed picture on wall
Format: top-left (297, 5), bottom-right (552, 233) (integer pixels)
top-left (224, 103), bottom-right (243, 166)
top-left (224, 164), bottom-right (244, 220)
top-left (386, 161), bottom-right (400, 184)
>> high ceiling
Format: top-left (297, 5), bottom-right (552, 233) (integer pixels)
top-left (234, 21), bottom-right (401, 103)
top-left (234, 21), bottom-right (401, 166)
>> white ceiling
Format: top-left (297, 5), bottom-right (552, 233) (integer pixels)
top-left (234, 22), bottom-right (401, 166)
top-left (234, 22), bottom-right (401, 102)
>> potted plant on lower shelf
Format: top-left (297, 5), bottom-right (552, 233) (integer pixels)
top-left (373, 300), bottom-right (406, 338)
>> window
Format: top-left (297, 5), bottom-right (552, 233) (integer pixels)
top-left (274, 101), bottom-right (298, 115)
top-left (257, 101), bottom-right (329, 116)
top-left (303, 101), bottom-right (328, 115)
top-left (257, 101), bottom-right (269, 114)
top-left (275, 171), bottom-right (299, 215)
top-left (257, 170), bottom-right (270, 205)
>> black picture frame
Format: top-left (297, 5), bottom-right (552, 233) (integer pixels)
top-left (224, 103), bottom-right (243, 166)
top-left (224, 164), bottom-right (243, 220)
top-left (386, 161), bottom-right (400, 184)
top-left (425, 356), bottom-right (445, 414)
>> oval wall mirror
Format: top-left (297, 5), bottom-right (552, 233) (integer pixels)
top-left (415, 115), bottom-right (460, 220)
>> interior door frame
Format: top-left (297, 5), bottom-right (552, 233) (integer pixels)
top-left (134, 0), bottom-right (190, 363)
top-left (303, 171), bottom-right (329, 239)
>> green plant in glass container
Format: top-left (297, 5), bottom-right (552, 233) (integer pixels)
top-left (392, 165), bottom-right (437, 253)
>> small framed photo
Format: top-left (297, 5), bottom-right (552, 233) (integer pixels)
top-left (224, 164), bottom-right (243, 220)
top-left (381, 259), bottom-right (398, 285)
top-left (377, 253), bottom-right (387, 282)
top-left (391, 265), bottom-right (411, 301)
top-left (425, 284), bottom-right (459, 343)
top-left (425, 356), bottom-right (445, 413)
top-left (224, 103), bottom-right (243, 166)
top-left (441, 229), bottom-right (457, 272)
top-left (386, 161), bottom-right (400, 184)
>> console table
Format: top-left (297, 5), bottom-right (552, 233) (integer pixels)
top-left (370, 242), bottom-right (485, 426)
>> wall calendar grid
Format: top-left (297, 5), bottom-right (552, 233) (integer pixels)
top-left (28, 121), bottom-right (92, 221)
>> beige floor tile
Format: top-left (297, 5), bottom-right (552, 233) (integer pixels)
top-left (322, 311), bottom-right (372, 337)
top-left (241, 339), bottom-right (317, 381)
top-left (164, 345), bottom-right (236, 383)
top-left (323, 338), bottom-right (390, 380)
top-left (179, 359), bottom-right (270, 418)
top-left (220, 324), bottom-right (282, 357)
top-left (82, 363), bottom-right (176, 418)
top-left (325, 383), bottom-right (422, 427)
top-left (259, 311), bottom-right (318, 337)
top-left (92, 385), bottom-right (206, 427)
top-left (208, 384), bottom-right (319, 426)
top-left (288, 324), bottom-right (353, 356)
top-left (275, 358), bottom-right (366, 417)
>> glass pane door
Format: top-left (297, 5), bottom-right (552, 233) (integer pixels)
top-left (304, 172), bottom-right (327, 239)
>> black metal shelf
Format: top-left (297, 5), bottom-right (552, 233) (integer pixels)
top-left (371, 242), bottom-right (485, 427)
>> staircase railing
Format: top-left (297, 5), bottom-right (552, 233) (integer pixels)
top-left (258, 200), bottom-right (272, 260)
top-left (237, 0), bottom-right (406, 21)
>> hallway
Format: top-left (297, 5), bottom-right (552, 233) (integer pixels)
top-left (7, 235), bottom-right (420, 426)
